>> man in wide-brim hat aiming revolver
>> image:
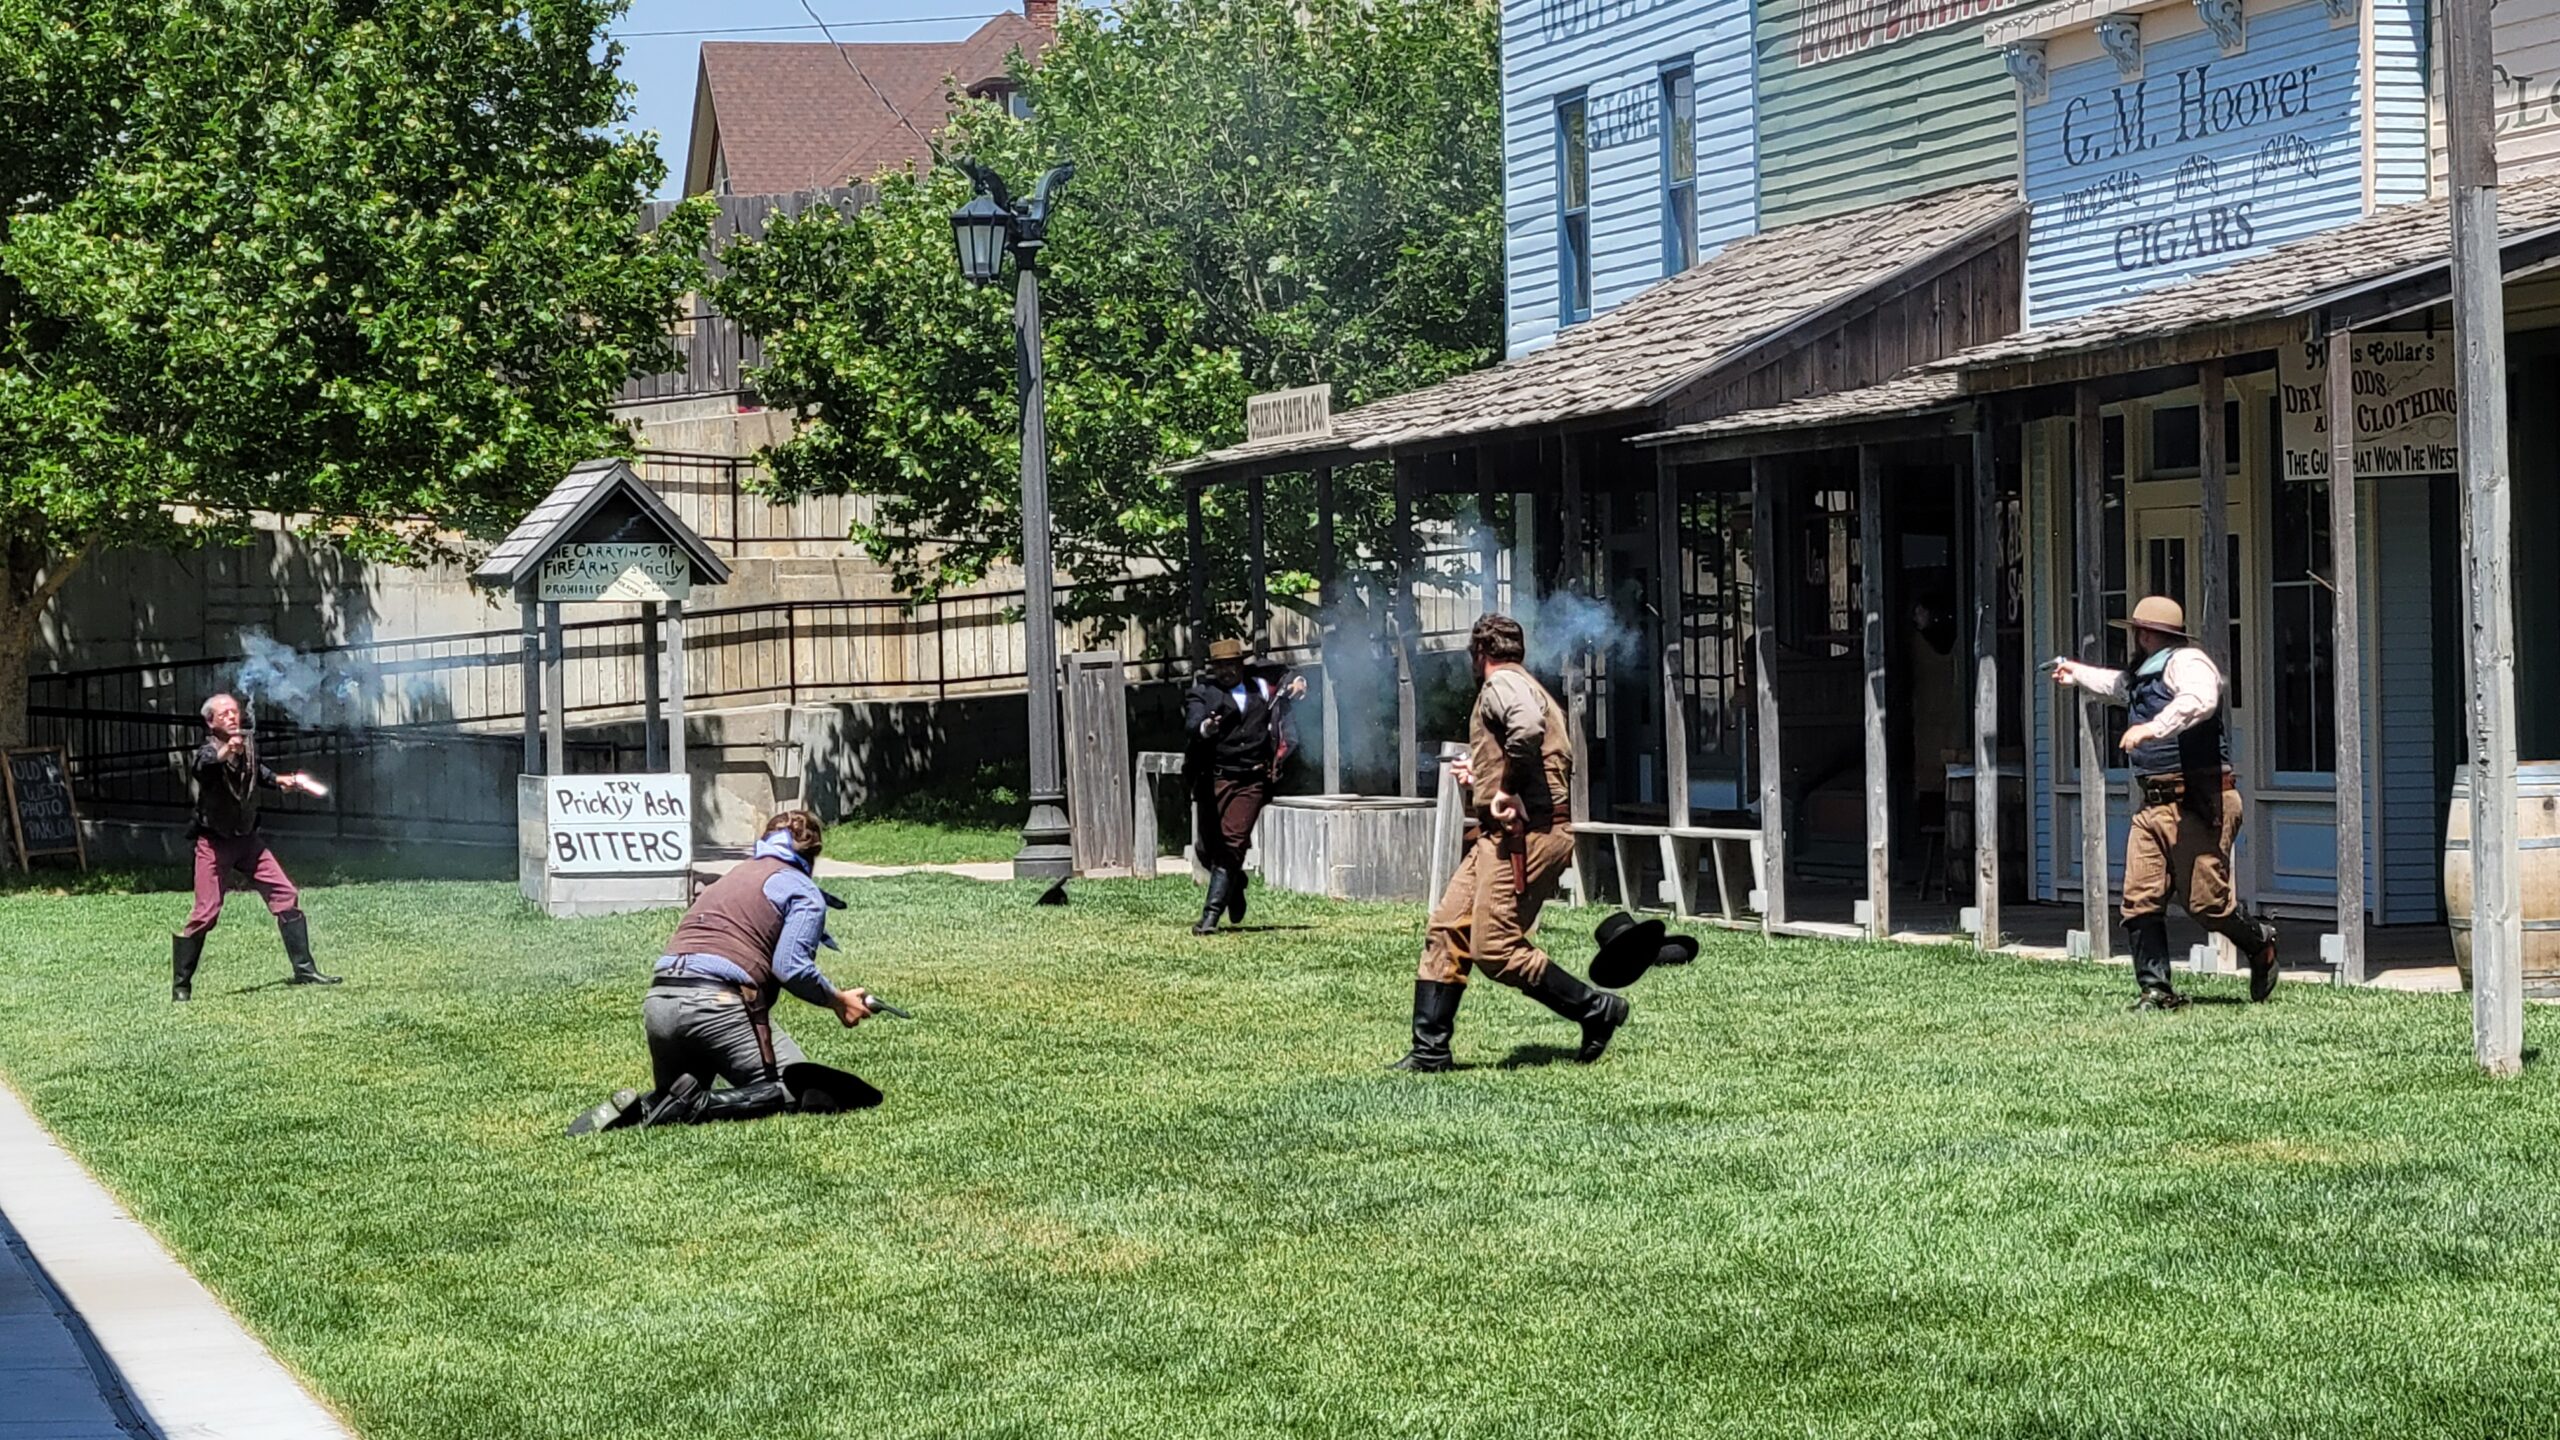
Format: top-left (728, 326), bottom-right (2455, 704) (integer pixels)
top-left (2051, 595), bottom-right (2281, 1010)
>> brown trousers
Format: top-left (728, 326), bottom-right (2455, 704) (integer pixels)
top-left (1193, 777), bottom-right (1270, 870)
top-left (1419, 824), bottom-right (1577, 988)
top-left (2121, 788), bottom-right (2251, 935)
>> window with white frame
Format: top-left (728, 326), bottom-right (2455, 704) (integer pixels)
top-left (1661, 66), bottom-right (1696, 275)
top-left (1558, 94), bottom-right (1591, 325)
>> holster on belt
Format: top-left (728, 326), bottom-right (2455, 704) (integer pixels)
top-left (740, 983), bottom-right (779, 1080)
top-left (2137, 769), bottom-right (2231, 826)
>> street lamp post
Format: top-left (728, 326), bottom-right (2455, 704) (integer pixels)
top-left (954, 160), bottom-right (1076, 881)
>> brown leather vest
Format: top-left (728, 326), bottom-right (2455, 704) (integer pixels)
top-left (663, 857), bottom-right (790, 1004)
top-left (1469, 667), bottom-right (1573, 829)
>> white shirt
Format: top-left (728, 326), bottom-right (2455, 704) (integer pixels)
top-left (2061, 646), bottom-right (2221, 739)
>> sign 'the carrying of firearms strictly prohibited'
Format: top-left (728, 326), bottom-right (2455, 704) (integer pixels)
top-left (545, 773), bottom-right (691, 873)
top-left (537, 542), bottom-right (692, 603)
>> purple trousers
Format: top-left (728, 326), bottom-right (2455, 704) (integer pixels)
top-left (180, 834), bottom-right (301, 937)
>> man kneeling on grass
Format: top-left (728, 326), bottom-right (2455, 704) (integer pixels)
top-left (572, 810), bottom-right (882, 1133)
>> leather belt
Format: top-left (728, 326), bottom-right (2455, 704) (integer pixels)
top-left (2137, 772), bottom-right (2237, 805)
top-left (651, 974), bottom-right (742, 993)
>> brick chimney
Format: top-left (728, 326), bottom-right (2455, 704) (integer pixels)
top-left (1024, 0), bottom-right (1058, 27)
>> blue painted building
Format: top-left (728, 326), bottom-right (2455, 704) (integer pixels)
top-left (1499, 0), bottom-right (1757, 356)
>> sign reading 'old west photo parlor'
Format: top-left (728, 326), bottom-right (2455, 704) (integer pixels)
top-left (2018, 0), bottom-right (2365, 323)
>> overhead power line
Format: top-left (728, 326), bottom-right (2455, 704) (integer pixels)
top-left (618, 11), bottom-right (1002, 39)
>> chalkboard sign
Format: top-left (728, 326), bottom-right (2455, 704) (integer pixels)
top-left (4, 746), bottom-right (86, 871)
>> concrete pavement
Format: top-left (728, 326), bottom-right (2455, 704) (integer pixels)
top-left (0, 1080), bottom-right (355, 1440)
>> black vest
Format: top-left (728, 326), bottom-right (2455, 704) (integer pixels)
top-left (2126, 648), bottom-right (2227, 778)
top-left (1185, 676), bottom-right (1277, 781)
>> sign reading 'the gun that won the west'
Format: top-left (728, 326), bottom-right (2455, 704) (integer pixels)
top-left (537, 542), bottom-right (691, 603)
top-left (545, 773), bottom-right (691, 873)
top-left (2279, 333), bottom-right (2459, 481)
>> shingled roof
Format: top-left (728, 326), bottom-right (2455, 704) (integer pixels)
top-left (1932, 172), bottom-right (2560, 377)
top-left (684, 9), bottom-right (1054, 196)
top-left (1171, 181), bottom-right (2022, 479)
top-left (472, 460), bottom-right (732, 592)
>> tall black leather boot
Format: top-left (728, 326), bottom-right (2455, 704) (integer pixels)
top-left (1192, 867), bottom-right (1230, 935)
top-left (1386, 980), bottom-right (1463, 1072)
top-left (2212, 906), bottom-right (2282, 1003)
top-left (279, 912), bottom-right (341, 985)
top-left (1525, 963), bottom-right (1631, 1062)
top-left (672, 1079), bottom-right (792, 1125)
top-left (1226, 866), bottom-right (1249, 924)
top-left (171, 933), bottom-right (205, 1002)
top-left (2125, 916), bottom-right (2184, 1010)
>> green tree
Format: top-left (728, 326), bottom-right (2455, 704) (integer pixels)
top-left (0, 0), bottom-right (708, 744)
top-left (711, 0), bottom-right (1501, 629)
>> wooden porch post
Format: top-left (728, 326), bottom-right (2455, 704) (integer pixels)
top-left (1185, 481), bottom-right (1208, 666)
top-left (2198, 360), bottom-right (2236, 970)
top-left (1858, 445), bottom-right (1890, 939)
top-left (542, 599), bottom-right (566, 776)
top-left (1479, 468), bottom-right (1504, 616)
top-left (1657, 452), bottom-right (1691, 829)
top-left (642, 600), bottom-right (665, 773)
top-left (1248, 473), bottom-right (1269, 652)
top-left (1394, 456), bottom-right (1419, 798)
top-left (519, 587), bottom-right (542, 775)
top-left (2327, 328), bottom-right (2370, 983)
top-left (1751, 455), bottom-right (1788, 928)
top-left (1315, 465), bottom-right (1342, 796)
top-left (2073, 385), bottom-right (2112, 959)
top-left (666, 595), bottom-right (688, 778)
top-left (1561, 442), bottom-right (1591, 824)
top-left (1971, 414), bottom-right (2002, 950)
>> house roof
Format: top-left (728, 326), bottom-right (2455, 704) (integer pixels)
top-left (1169, 181), bottom-right (2023, 480)
top-left (1930, 172), bottom-right (2560, 379)
top-left (472, 459), bottom-right (733, 591)
top-left (1632, 372), bottom-right (1970, 448)
top-left (686, 13), bottom-right (1053, 196)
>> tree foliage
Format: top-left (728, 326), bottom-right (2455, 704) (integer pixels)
top-left (0, 0), bottom-right (708, 743)
top-left (711, 0), bottom-right (1502, 621)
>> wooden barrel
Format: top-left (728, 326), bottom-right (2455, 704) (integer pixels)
top-left (2443, 762), bottom-right (2560, 995)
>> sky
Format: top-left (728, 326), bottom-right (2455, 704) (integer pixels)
top-left (607, 0), bottom-right (1013, 197)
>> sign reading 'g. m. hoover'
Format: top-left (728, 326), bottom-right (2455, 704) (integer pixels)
top-left (2278, 334), bottom-right (2459, 480)
top-left (2020, 0), bottom-right (2365, 324)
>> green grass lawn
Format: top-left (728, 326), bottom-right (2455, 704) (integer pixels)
top-left (3, 876), bottom-right (2559, 1439)
top-left (822, 768), bottom-right (1024, 865)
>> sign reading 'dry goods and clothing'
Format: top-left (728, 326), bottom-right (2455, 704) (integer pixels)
top-left (2020, 0), bottom-right (2363, 323)
top-left (2277, 333), bottom-right (2459, 480)
top-left (544, 773), bottom-right (691, 873)
top-left (537, 542), bottom-right (691, 603)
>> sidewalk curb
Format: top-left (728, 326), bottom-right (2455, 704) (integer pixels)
top-left (0, 1078), bottom-right (357, 1440)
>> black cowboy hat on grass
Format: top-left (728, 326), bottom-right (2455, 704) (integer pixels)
top-left (1589, 911), bottom-right (1700, 989)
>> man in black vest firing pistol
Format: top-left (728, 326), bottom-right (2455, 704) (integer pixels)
top-left (2052, 595), bottom-right (2281, 1011)
top-left (1182, 637), bottom-right (1304, 935)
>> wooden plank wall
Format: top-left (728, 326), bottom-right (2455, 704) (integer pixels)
top-left (619, 185), bottom-right (873, 405)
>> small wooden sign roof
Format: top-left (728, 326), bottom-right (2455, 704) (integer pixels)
top-left (471, 458), bottom-right (732, 592)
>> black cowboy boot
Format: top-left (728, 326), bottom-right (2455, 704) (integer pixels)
top-left (1386, 980), bottom-right (1463, 1072)
top-left (2239, 910), bottom-right (2282, 1003)
top-left (1193, 867), bottom-right (1230, 935)
top-left (2125, 916), bottom-right (2186, 1011)
top-left (1226, 866), bottom-right (1249, 924)
top-left (171, 933), bottom-right (205, 1002)
top-left (658, 1078), bottom-right (791, 1125)
top-left (279, 912), bottom-right (340, 985)
top-left (1525, 964), bottom-right (1631, 1062)
top-left (635, 1074), bottom-right (701, 1130)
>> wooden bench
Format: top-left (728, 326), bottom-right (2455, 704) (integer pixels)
top-left (1568, 820), bottom-right (1765, 923)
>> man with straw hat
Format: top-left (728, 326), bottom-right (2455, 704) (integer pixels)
top-left (1182, 637), bottom-right (1304, 934)
top-left (2052, 594), bottom-right (2281, 1010)
top-left (1388, 613), bottom-right (1629, 1070)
